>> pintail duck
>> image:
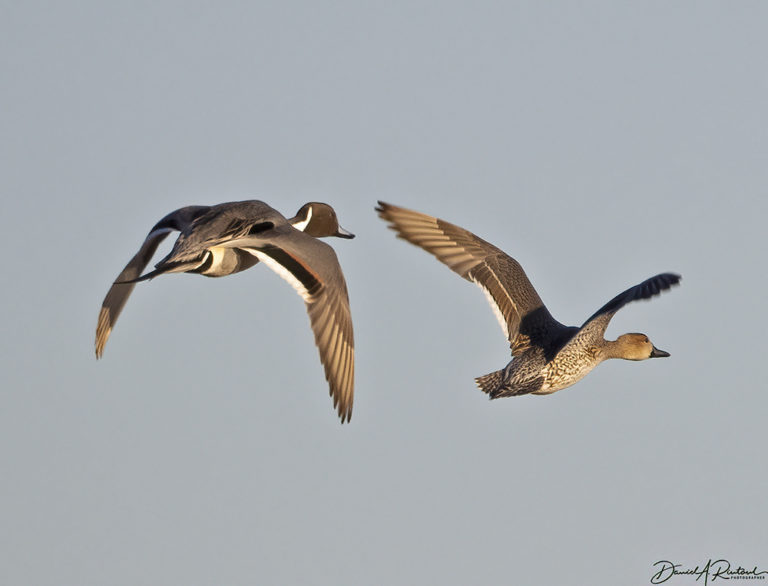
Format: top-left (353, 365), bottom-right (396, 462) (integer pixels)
top-left (376, 202), bottom-right (680, 398)
top-left (96, 200), bottom-right (355, 422)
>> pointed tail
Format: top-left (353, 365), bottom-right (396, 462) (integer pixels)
top-left (114, 259), bottom-right (203, 284)
top-left (475, 369), bottom-right (504, 397)
top-left (114, 267), bottom-right (165, 284)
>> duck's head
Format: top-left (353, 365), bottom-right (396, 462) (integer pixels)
top-left (291, 203), bottom-right (355, 239)
top-left (614, 333), bottom-right (670, 360)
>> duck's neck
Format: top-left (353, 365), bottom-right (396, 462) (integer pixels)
top-left (598, 339), bottom-right (624, 361)
top-left (291, 207), bottom-right (313, 232)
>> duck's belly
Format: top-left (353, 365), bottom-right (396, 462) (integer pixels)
top-left (199, 247), bottom-right (259, 277)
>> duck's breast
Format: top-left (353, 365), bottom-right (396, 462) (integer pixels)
top-left (538, 342), bottom-right (602, 393)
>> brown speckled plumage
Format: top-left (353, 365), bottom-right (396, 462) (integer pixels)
top-left (376, 201), bottom-right (680, 399)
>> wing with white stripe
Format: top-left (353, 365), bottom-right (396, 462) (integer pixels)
top-left (239, 229), bottom-right (355, 423)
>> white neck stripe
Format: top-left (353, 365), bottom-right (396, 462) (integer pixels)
top-left (291, 206), bottom-right (313, 231)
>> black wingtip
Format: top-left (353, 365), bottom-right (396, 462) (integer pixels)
top-left (662, 273), bottom-right (682, 286)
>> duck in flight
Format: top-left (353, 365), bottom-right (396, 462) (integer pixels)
top-left (96, 200), bottom-right (355, 422)
top-left (376, 202), bottom-right (680, 398)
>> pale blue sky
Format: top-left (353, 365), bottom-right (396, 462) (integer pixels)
top-left (1, 2), bottom-right (766, 585)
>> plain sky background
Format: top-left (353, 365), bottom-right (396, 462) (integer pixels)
top-left (2, 2), bottom-right (766, 585)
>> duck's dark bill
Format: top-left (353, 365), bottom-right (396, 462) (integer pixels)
top-left (335, 226), bottom-right (355, 239)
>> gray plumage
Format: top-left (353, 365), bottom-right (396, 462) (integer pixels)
top-left (376, 201), bottom-right (680, 398)
top-left (96, 200), bottom-right (355, 423)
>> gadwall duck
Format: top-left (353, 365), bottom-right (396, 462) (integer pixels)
top-left (376, 202), bottom-right (680, 398)
top-left (96, 200), bottom-right (355, 422)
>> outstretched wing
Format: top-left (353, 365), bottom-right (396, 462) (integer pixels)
top-left (95, 206), bottom-right (209, 357)
top-left (233, 228), bottom-right (355, 423)
top-left (578, 273), bottom-right (682, 338)
top-left (376, 201), bottom-right (562, 355)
